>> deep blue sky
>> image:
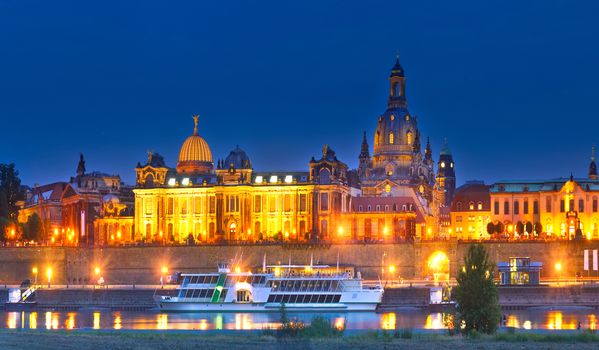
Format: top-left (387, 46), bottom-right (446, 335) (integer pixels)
top-left (1, 1), bottom-right (599, 187)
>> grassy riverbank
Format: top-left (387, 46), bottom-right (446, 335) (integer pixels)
top-left (1, 330), bottom-right (599, 350)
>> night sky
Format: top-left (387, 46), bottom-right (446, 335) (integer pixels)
top-left (1, 1), bottom-right (599, 187)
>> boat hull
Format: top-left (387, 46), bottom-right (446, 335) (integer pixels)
top-left (156, 300), bottom-right (379, 312)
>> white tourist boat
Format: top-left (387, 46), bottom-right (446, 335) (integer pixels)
top-left (155, 261), bottom-right (383, 312)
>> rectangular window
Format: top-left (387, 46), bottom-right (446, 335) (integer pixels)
top-left (299, 193), bottom-right (307, 212)
top-left (181, 199), bottom-right (187, 214)
top-left (254, 195), bottom-right (262, 212)
top-left (504, 201), bottom-right (510, 215)
top-left (560, 200), bottom-right (565, 213)
top-left (579, 199), bottom-right (584, 213)
top-left (533, 201), bottom-right (539, 215)
top-left (494, 201), bottom-right (499, 215)
top-left (320, 193), bottom-right (329, 211)
top-left (269, 196), bottom-right (277, 212)
top-left (209, 196), bottom-right (216, 214)
top-left (593, 198), bottom-right (598, 212)
top-left (514, 201), bottom-right (519, 215)
top-left (523, 200), bottom-right (529, 214)
top-left (145, 199), bottom-right (153, 215)
top-left (284, 194), bottom-right (291, 212)
top-left (167, 198), bottom-right (174, 215)
top-left (569, 199), bottom-right (574, 212)
top-left (546, 198), bottom-right (552, 213)
top-left (194, 197), bottom-right (202, 214)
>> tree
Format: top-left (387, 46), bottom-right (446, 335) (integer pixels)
top-left (516, 221), bottom-right (524, 235)
top-left (24, 213), bottom-right (43, 241)
top-left (452, 244), bottom-right (501, 335)
top-left (486, 222), bottom-right (495, 236)
top-left (0, 163), bottom-right (24, 221)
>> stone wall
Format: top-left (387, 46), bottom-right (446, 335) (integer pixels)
top-left (0, 241), bottom-right (598, 285)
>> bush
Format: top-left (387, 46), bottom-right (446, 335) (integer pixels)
top-left (301, 316), bottom-right (344, 338)
top-left (394, 328), bottom-right (413, 339)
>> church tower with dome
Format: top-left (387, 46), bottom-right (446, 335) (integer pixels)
top-left (359, 57), bottom-right (436, 202)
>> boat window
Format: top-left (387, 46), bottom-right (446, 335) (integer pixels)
top-left (325, 295), bottom-right (333, 303)
top-left (267, 295), bottom-right (275, 303)
top-left (282, 295), bottom-right (291, 303)
top-left (199, 289), bottom-right (206, 298)
top-left (189, 276), bottom-right (198, 284)
top-left (273, 294), bottom-right (282, 303)
top-left (323, 281), bottom-right (330, 291)
top-left (280, 281), bottom-right (287, 290)
top-left (333, 295), bottom-right (341, 303)
top-left (314, 281), bottom-right (321, 291)
top-left (308, 281), bottom-right (314, 291)
top-left (221, 289), bottom-right (228, 300)
top-left (184, 289), bottom-right (193, 298)
top-left (192, 289), bottom-right (200, 298)
top-left (331, 281), bottom-right (338, 291)
top-left (287, 295), bottom-right (296, 303)
top-left (178, 290), bottom-right (186, 298)
top-left (206, 289), bottom-right (214, 299)
top-left (182, 277), bottom-right (191, 286)
top-left (301, 281), bottom-right (308, 291)
top-left (196, 276), bottom-right (204, 284)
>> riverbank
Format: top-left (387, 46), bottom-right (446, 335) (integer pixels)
top-left (1, 329), bottom-right (598, 349)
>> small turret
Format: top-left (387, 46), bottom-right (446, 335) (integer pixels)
top-left (76, 153), bottom-right (86, 176)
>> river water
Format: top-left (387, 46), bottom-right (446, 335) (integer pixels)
top-left (1, 308), bottom-right (598, 331)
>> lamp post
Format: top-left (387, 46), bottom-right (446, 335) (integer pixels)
top-left (381, 252), bottom-right (386, 282)
top-left (555, 262), bottom-right (562, 286)
top-left (32, 267), bottom-right (38, 285)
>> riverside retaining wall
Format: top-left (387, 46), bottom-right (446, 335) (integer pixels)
top-left (0, 241), bottom-right (597, 285)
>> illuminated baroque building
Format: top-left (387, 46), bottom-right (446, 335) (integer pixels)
top-left (488, 148), bottom-right (599, 240)
top-left (450, 181), bottom-right (491, 240)
top-left (18, 154), bottom-right (134, 244)
top-left (121, 58), bottom-right (454, 245)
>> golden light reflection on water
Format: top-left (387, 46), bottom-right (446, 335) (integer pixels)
top-left (6, 312), bottom-right (17, 329)
top-left (157, 313), bottom-right (168, 330)
top-left (424, 313), bottom-right (447, 329)
top-left (93, 312), bottom-right (100, 330)
top-left (66, 312), bottom-right (76, 330)
top-left (29, 312), bottom-right (37, 329)
top-left (506, 315), bottom-right (520, 328)
top-left (233, 313), bottom-right (252, 330)
top-left (381, 312), bottom-right (396, 330)
top-left (546, 311), bottom-right (576, 330)
top-left (523, 320), bottom-right (532, 330)
top-left (588, 314), bottom-right (597, 330)
top-left (113, 312), bottom-right (122, 330)
top-left (199, 319), bottom-right (209, 331)
top-left (334, 317), bottom-right (345, 331)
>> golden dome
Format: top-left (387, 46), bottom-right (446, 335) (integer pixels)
top-left (176, 115), bottom-right (214, 174)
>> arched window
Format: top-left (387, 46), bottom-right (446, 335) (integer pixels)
top-left (319, 169), bottom-right (331, 184)
top-left (406, 131), bottom-right (413, 145)
top-left (469, 202), bottom-right (474, 210)
top-left (389, 132), bottom-right (394, 144)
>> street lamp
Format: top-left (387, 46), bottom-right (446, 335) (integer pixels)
top-left (555, 262), bottom-right (562, 285)
top-left (46, 267), bottom-right (53, 288)
top-left (32, 267), bottom-right (38, 285)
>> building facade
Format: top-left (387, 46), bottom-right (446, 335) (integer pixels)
top-left (122, 59), bottom-right (453, 245)
top-left (488, 149), bottom-right (599, 240)
top-left (450, 181), bottom-right (491, 240)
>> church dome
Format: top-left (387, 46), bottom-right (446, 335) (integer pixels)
top-left (224, 145), bottom-right (251, 169)
top-left (373, 107), bottom-right (419, 156)
top-left (177, 116), bottom-right (214, 174)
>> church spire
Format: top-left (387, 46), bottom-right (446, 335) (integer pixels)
top-left (360, 130), bottom-right (370, 158)
top-left (424, 137), bottom-right (433, 162)
top-left (589, 145), bottom-right (598, 180)
top-left (76, 153), bottom-right (86, 176)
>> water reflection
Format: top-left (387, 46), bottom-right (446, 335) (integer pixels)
top-left (0, 309), bottom-right (596, 331)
